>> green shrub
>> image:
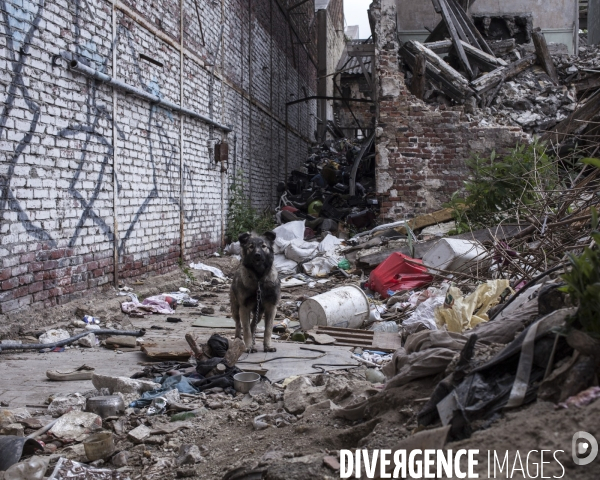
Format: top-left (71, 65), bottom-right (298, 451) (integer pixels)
top-left (446, 140), bottom-right (559, 233)
top-left (226, 173), bottom-right (275, 242)
top-left (560, 208), bottom-right (600, 338)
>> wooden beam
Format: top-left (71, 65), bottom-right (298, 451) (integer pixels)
top-left (541, 89), bottom-right (600, 144)
top-left (447, 0), bottom-right (495, 56)
top-left (488, 38), bottom-right (516, 56)
top-left (401, 43), bottom-right (474, 103)
top-left (406, 41), bottom-right (473, 91)
top-left (424, 39), bottom-right (506, 71)
top-left (411, 53), bottom-right (427, 99)
top-left (424, 40), bottom-right (453, 54)
top-left (347, 43), bottom-right (375, 57)
top-left (437, 0), bottom-right (474, 79)
top-left (532, 28), bottom-right (559, 84)
top-left (470, 53), bottom-right (536, 95)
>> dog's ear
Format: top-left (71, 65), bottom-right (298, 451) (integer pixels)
top-left (263, 231), bottom-right (276, 244)
top-left (238, 232), bottom-right (251, 245)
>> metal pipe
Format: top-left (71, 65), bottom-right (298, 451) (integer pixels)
top-left (0, 329), bottom-right (146, 353)
top-left (179, 0), bottom-right (185, 264)
top-left (111, 0), bottom-right (120, 289)
top-left (68, 59), bottom-right (233, 133)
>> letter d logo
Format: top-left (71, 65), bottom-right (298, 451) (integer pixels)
top-left (572, 431), bottom-right (598, 466)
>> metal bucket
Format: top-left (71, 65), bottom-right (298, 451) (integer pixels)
top-left (298, 285), bottom-right (370, 331)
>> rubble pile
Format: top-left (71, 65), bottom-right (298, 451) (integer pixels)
top-left (399, 0), bottom-right (600, 135)
top-left (472, 42), bottom-right (600, 132)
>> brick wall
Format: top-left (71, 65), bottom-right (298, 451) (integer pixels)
top-left (0, 0), bottom-right (317, 314)
top-left (372, 0), bottom-right (529, 221)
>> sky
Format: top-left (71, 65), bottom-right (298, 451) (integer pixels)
top-left (343, 0), bottom-right (372, 39)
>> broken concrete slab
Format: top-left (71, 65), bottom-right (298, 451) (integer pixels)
top-left (48, 394), bottom-right (86, 417)
top-left (49, 411), bottom-right (102, 441)
top-left (127, 424), bottom-right (152, 443)
top-left (91, 373), bottom-right (159, 395)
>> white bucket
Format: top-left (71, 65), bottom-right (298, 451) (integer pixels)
top-left (298, 285), bottom-right (370, 331)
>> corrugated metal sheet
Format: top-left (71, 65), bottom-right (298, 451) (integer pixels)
top-left (337, 39), bottom-right (373, 76)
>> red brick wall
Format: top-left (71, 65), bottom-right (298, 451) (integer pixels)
top-left (372, 0), bottom-right (529, 221)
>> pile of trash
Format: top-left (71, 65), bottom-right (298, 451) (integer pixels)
top-left (275, 136), bottom-right (378, 237)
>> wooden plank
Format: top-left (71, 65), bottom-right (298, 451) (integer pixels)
top-left (424, 39), bottom-right (505, 71)
top-left (541, 88), bottom-right (600, 144)
top-left (488, 38), bottom-right (516, 56)
top-left (411, 53), bottom-right (427, 99)
top-left (315, 326), bottom-right (401, 352)
top-left (405, 41), bottom-right (473, 93)
top-left (532, 28), bottom-right (559, 84)
top-left (470, 54), bottom-right (536, 95)
top-left (573, 74), bottom-right (600, 94)
top-left (347, 44), bottom-right (375, 57)
top-left (447, 0), bottom-right (495, 56)
top-left (437, 0), bottom-right (474, 79)
top-left (372, 331), bottom-right (403, 352)
top-left (142, 338), bottom-right (191, 360)
top-left (400, 45), bottom-right (470, 103)
top-left (459, 40), bottom-right (507, 71)
top-left (424, 40), bottom-right (453, 54)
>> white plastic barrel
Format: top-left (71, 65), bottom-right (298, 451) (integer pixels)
top-left (298, 285), bottom-right (370, 331)
top-left (422, 238), bottom-right (488, 273)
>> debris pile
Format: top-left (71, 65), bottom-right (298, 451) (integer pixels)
top-left (399, 0), bottom-right (600, 135)
top-left (277, 135), bottom-right (378, 237)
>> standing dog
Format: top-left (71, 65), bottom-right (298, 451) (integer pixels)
top-left (230, 231), bottom-right (280, 353)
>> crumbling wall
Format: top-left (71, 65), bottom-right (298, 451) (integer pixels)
top-left (373, 0), bottom-right (528, 220)
top-left (0, 0), bottom-right (317, 314)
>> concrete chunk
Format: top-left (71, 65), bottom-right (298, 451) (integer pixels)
top-left (127, 424), bottom-right (152, 443)
top-left (92, 373), bottom-right (159, 395)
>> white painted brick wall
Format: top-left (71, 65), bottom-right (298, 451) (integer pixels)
top-left (0, 0), bottom-right (317, 314)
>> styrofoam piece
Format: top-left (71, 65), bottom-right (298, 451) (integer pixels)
top-left (422, 238), bottom-right (488, 273)
top-left (298, 285), bottom-right (370, 331)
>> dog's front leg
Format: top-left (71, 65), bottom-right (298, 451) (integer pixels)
top-left (263, 304), bottom-right (277, 353)
top-left (239, 306), bottom-right (257, 353)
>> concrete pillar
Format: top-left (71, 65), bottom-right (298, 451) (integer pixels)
top-left (590, 0), bottom-right (600, 45)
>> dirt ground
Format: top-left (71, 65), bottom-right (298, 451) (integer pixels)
top-left (0, 258), bottom-right (598, 479)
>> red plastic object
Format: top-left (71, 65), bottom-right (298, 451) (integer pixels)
top-left (367, 252), bottom-right (433, 298)
top-left (281, 206), bottom-right (299, 213)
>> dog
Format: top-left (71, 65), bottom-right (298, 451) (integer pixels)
top-left (230, 231), bottom-right (280, 353)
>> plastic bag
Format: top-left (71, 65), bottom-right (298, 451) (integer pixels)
top-left (272, 221), bottom-right (305, 254)
top-left (284, 238), bottom-right (319, 263)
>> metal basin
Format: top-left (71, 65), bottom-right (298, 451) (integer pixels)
top-left (233, 372), bottom-right (261, 394)
top-left (85, 395), bottom-right (125, 418)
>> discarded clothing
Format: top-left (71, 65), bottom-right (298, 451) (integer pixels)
top-left (121, 295), bottom-right (175, 315)
top-left (253, 409), bottom-right (297, 430)
top-left (382, 347), bottom-right (457, 388)
top-left (418, 308), bottom-right (575, 440)
top-left (207, 334), bottom-right (229, 357)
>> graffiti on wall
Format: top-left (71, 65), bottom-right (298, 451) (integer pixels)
top-left (0, 0), bottom-right (205, 258)
top-left (0, 0), bottom-right (56, 245)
